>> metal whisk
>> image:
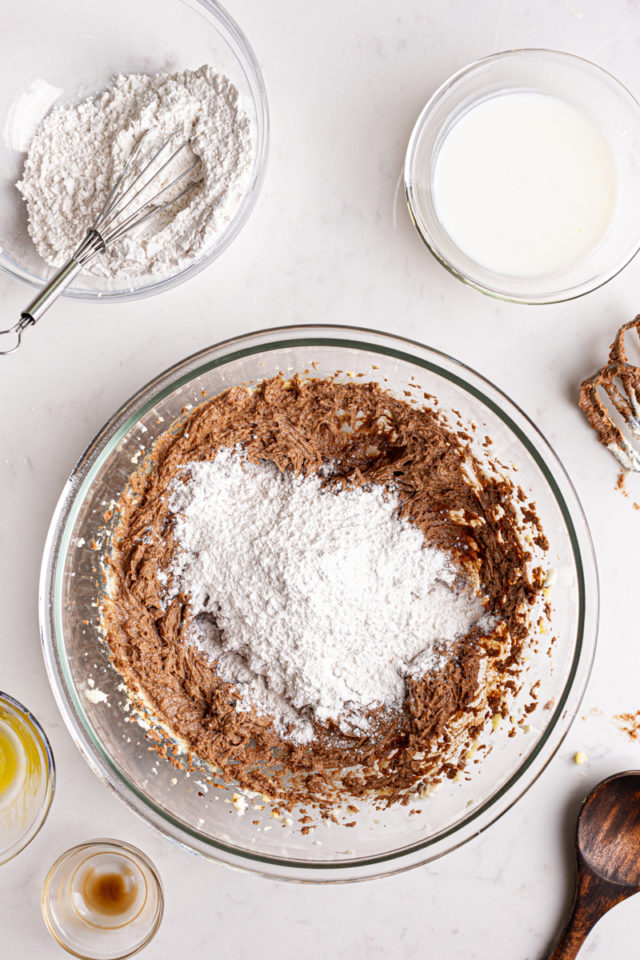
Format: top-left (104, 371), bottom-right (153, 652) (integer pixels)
top-left (0, 131), bottom-right (201, 355)
top-left (579, 317), bottom-right (640, 472)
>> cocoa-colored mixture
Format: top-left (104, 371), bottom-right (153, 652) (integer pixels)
top-left (579, 316), bottom-right (640, 469)
top-left (102, 377), bottom-right (546, 812)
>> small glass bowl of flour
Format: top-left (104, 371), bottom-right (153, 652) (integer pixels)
top-left (0, 0), bottom-right (268, 301)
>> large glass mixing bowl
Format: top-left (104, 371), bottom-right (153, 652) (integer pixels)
top-left (40, 327), bottom-right (597, 881)
top-left (0, 0), bottom-right (269, 301)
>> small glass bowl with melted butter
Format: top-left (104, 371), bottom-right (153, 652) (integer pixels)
top-left (0, 691), bottom-right (55, 864)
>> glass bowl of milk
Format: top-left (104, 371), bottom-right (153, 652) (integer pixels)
top-left (405, 49), bottom-right (640, 304)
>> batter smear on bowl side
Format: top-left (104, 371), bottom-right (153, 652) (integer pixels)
top-left (101, 376), bottom-right (548, 815)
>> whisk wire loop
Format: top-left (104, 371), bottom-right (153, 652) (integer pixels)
top-left (105, 173), bottom-right (200, 246)
top-left (98, 134), bottom-right (188, 235)
top-left (91, 134), bottom-right (147, 232)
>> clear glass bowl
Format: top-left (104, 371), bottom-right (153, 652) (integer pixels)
top-left (39, 326), bottom-right (598, 881)
top-left (42, 839), bottom-right (164, 960)
top-left (404, 49), bottom-right (640, 304)
top-left (0, 0), bottom-right (269, 301)
top-left (0, 691), bottom-right (55, 864)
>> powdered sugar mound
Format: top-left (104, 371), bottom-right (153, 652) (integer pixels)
top-left (17, 65), bottom-right (252, 280)
top-left (165, 449), bottom-right (486, 744)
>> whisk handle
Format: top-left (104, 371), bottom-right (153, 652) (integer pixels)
top-left (0, 258), bottom-right (83, 356)
top-left (21, 258), bottom-right (83, 325)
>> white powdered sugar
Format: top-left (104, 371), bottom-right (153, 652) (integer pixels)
top-left (17, 65), bottom-right (252, 280)
top-left (165, 449), bottom-right (486, 745)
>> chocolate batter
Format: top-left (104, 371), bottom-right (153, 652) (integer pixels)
top-left (102, 377), bottom-right (546, 813)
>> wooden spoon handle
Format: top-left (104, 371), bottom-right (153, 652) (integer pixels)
top-left (547, 910), bottom-right (594, 960)
top-left (546, 868), bottom-right (630, 960)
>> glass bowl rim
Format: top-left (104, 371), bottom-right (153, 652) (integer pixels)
top-left (0, 0), bottom-right (270, 304)
top-left (404, 47), bottom-right (640, 305)
top-left (0, 689), bottom-right (56, 864)
top-left (39, 323), bottom-right (598, 881)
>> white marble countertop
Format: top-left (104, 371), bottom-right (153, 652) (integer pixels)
top-left (3, 0), bottom-right (640, 956)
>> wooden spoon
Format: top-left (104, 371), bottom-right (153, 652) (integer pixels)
top-left (548, 771), bottom-right (640, 959)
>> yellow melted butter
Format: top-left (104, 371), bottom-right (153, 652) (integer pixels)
top-left (0, 723), bottom-right (22, 794)
top-left (0, 714), bottom-right (36, 808)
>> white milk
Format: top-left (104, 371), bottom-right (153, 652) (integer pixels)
top-left (432, 92), bottom-right (618, 277)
